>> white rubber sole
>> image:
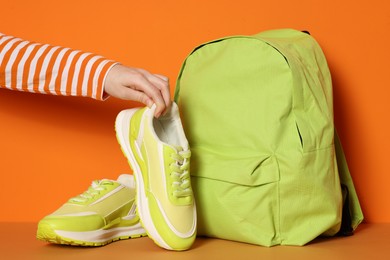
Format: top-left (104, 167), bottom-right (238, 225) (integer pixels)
top-left (55, 223), bottom-right (145, 243)
top-left (37, 222), bottom-right (146, 246)
top-left (115, 109), bottom-right (172, 250)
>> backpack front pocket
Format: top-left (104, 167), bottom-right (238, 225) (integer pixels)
top-left (190, 148), bottom-right (281, 246)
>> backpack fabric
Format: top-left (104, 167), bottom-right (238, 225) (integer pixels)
top-left (174, 29), bottom-right (363, 246)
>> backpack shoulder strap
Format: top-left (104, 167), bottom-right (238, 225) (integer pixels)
top-left (335, 130), bottom-right (364, 233)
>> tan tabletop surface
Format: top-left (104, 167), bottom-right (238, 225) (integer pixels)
top-left (2, 223), bottom-right (389, 259)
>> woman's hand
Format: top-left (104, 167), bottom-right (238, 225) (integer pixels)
top-left (104, 64), bottom-right (171, 117)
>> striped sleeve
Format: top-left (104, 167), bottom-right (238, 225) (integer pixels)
top-left (0, 33), bottom-right (118, 100)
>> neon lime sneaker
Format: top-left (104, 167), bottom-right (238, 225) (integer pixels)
top-left (36, 174), bottom-right (146, 246)
top-left (115, 102), bottom-right (197, 251)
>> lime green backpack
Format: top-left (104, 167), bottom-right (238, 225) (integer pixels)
top-left (174, 29), bottom-right (363, 246)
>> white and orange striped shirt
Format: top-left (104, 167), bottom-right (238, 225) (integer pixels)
top-left (0, 33), bottom-right (117, 100)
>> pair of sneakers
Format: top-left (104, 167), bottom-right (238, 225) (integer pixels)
top-left (36, 102), bottom-right (197, 251)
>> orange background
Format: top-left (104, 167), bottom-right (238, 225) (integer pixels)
top-left (0, 0), bottom-right (389, 223)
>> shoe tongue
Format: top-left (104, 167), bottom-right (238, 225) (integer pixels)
top-left (173, 145), bottom-right (183, 152)
top-left (116, 174), bottom-right (135, 188)
top-left (172, 145), bottom-right (190, 154)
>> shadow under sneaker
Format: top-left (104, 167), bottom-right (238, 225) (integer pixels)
top-left (36, 174), bottom-right (146, 246)
top-left (115, 103), bottom-right (197, 251)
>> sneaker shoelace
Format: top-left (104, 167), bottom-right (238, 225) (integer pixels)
top-left (169, 149), bottom-right (192, 198)
top-left (69, 180), bottom-right (114, 203)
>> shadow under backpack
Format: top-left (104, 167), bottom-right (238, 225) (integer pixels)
top-left (174, 29), bottom-right (363, 246)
